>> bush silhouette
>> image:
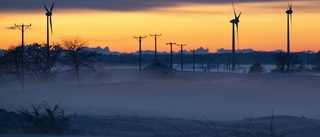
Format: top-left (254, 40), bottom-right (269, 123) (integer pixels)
top-left (142, 62), bottom-right (176, 78)
top-left (249, 62), bottom-right (264, 73)
top-left (17, 102), bottom-right (72, 134)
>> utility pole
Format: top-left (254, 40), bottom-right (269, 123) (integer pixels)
top-left (15, 23), bottom-right (31, 90)
top-left (150, 34), bottom-right (161, 64)
top-left (134, 36), bottom-right (147, 76)
top-left (193, 49), bottom-right (195, 71)
top-left (177, 44), bottom-right (187, 71)
top-left (201, 57), bottom-right (204, 71)
top-left (166, 42), bottom-right (176, 69)
top-left (208, 58), bottom-right (211, 71)
top-left (307, 51), bottom-right (310, 70)
top-left (228, 58), bottom-right (231, 72)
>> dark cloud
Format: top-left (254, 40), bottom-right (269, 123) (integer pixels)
top-left (5, 26), bottom-right (16, 30)
top-left (0, 0), bottom-right (280, 12)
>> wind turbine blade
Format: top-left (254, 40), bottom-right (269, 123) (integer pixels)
top-left (50, 16), bottom-right (53, 34)
top-left (238, 11), bottom-right (242, 19)
top-left (288, 2), bottom-right (293, 10)
top-left (290, 1), bottom-right (293, 27)
top-left (50, 2), bottom-right (55, 12)
top-left (44, 5), bottom-right (49, 12)
top-left (232, 2), bottom-right (237, 18)
top-left (290, 14), bottom-right (293, 29)
top-left (236, 23), bottom-right (240, 50)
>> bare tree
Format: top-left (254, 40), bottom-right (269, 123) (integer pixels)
top-left (273, 52), bottom-right (303, 73)
top-left (0, 53), bottom-right (4, 79)
top-left (61, 37), bottom-right (96, 84)
top-left (273, 52), bottom-right (286, 73)
top-left (0, 46), bottom-right (23, 79)
top-left (311, 51), bottom-right (320, 70)
top-left (25, 43), bottom-right (62, 82)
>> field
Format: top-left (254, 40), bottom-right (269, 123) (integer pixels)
top-left (1, 69), bottom-right (320, 136)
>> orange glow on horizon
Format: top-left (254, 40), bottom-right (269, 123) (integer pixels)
top-left (1, 2), bottom-right (320, 53)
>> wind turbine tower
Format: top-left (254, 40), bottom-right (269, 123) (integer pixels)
top-left (230, 3), bottom-right (241, 72)
top-left (44, 2), bottom-right (55, 65)
top-left (286, 2), bottom-right (293, 72)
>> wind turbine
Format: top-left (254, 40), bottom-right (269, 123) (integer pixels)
top-left (286, 2), bottom-right (293, 72)
top-left (230, 3), bottom-right (241, 72)
top-left (44, 2), bottom-right (54, 63)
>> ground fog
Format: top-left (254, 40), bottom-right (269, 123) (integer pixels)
top-left (1, 69), bottom-right (320, 120)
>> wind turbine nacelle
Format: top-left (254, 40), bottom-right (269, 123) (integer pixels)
top-left (286, 10), bottom-right (293, 14)
top-left (230, 19), bottom-right (239, 24)
top-left (46, 12), bottom-right (52, 16)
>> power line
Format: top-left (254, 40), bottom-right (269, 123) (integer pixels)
top-left (105, 37), bottom-right (132, 42)
top-left (15, 23), bottom-right (31, 90)
top-left (29, 24), bottom-right (132, 43)
top-left (8, 24), bottom-right (131, 49)
top-left (150, 34), bottom-right (161, 64)
top-left (158, 36), bottom-right (170, 46)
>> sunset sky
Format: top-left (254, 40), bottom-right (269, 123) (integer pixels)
top-left (0, 0), bottom-right (320, 53)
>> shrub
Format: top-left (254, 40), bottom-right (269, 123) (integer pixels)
top-left (17, 102), bottom-right (72, 134)
top-left (249, 62), bottom-right (264, 73)
top-left (0, 109), bottom-right (21, 133)
top-left (142, 62), bottom-right (176, 78)
top-left (0, 46), bottom-right (23, 79)
top-left (273, 52), bottom-right (303, 73)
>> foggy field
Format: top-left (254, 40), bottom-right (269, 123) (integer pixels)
top-left (1, 69), bottom-right (320, 136)
top-left (1, 69), bottom-right (320, 120)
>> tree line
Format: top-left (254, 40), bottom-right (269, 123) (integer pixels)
top-left (1, 36), bottom-right (320, 85)
top-left (0, 37), bottom-right (96, 84)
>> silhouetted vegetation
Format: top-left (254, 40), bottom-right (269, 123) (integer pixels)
top-left (0, 46), bottom-right (23, 79)
top-left (273, 52), bottom-right (304, 73)
top-left (92, 52), bottom-right (300, 66)
top-left (311, 51), bottom-right (320, 71)
top-left (17, 102), bottom-right (72, 134)
top-left (142, 62), bottom-right (176, 78)
top-left (1, 45), bottom-right (320, 84)
top-left (61, 37), bottom-right (96, 84)
top-left (249, 62), bottom-right (264, 73)
top-left (0, 57), bottom-right (3, 80)
top-left (0, 109), bottom-right (21, 133)
top-left (25, 43), bottom-right (63, 82)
